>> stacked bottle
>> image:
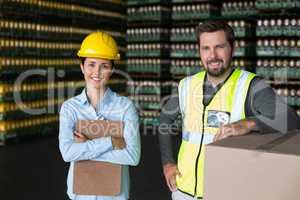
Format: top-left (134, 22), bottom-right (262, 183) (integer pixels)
top-left (274, 87), bottom-right (300, 107)
top-left (127, 44), bottom-right (170, 57)
top-left (256, 59), bottom-right (300, 79)
top-left (126, 28), bottom-right (169, 42)
top-left (170, 27), bottom-right (197, 42)
top-left (227, 20), bottom-right (254, 38)
top-left (231, 59), bottom-right (255, 71)
top-left (256, 0), bottom-right (300, 10)
top-left (256, 39), bottom-right (300, 57)
top-left (234, 40), bottom-right (256, 57)
top-left (127, 5), bottom-right (171, 22)
top-left (126, 59), bottom-right (170, 75)
top-left (171, 43), bottom-right (199, 58)
top-left (127, 0), bottom-right (164, 5)
top-left (170, 59), bottom-right (201, 78)
top-left (297, 108), bottom-right (300, 116)
top-left (257, 18), bottom-right (300, 37)
top-left (222, 1), bottom-right (257, 17)
top-left (172, 3), bottom-right (219, 20)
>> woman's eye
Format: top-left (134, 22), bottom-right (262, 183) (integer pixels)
top-left (102, 64), bottom-right (112, 70)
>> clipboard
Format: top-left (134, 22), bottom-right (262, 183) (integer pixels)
top-left (73, 160), bottom-right (121, 196)
top-left (73, 120), bottom-right (124, 196)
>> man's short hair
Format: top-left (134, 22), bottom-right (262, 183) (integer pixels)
top-left (197, 20), bottom-right (235, 49)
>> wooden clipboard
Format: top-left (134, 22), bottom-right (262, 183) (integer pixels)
top-left (73, 120), bottom-right (124, 196)
top-left (73, 160), bottom-right (121, 196)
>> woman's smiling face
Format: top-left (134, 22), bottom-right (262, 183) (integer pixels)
top-left (80, 58), bottom-right (113, 89)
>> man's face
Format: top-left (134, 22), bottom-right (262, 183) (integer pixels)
top-left (199, 30), bottom-right (233, 77)
top-left (80, 58), bottom-right (113, 89)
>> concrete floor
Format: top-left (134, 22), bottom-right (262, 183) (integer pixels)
top-left (0, 134), bottom-right (171, 200)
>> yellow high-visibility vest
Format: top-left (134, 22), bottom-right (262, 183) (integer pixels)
top-left (176, 69), bottom-right (256, 198)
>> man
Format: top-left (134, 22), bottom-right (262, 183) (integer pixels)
top-left (158, 20), bottom-right (300, 200)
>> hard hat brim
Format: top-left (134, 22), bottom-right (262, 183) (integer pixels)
top-left (77, 52), bottom-right (120, 60)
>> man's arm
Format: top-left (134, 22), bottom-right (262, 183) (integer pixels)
top-left (214, 77), bottom-right (300, 142)
top-left (246, 77), bottom-right (300, 133)
top-left (158, 94), bottom-right (181, 191)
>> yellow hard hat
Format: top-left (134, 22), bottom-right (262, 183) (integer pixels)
top-left (77, 32), bottom-right (120, 60)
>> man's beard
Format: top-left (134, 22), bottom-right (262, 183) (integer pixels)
top-left (206, 59), bottom-right (230, 77)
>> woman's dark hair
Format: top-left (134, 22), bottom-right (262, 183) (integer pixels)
top-left (80, 58), bottom-right (86, 65)
top-left (197, 20), bottom-right (235, 49)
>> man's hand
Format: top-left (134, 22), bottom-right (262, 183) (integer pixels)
top-left (111, 137), bottom-right (126, 150)
top-left (163, 163), bottom-right (181, 192)
top-left (213, 119), bottom-right (257, 142)
top-left (74, 131), bottom-right (88, 143)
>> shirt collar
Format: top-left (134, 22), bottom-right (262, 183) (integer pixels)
top-left (77, 87), bottom-right (113, 108)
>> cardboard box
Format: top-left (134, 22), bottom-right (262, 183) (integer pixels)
top-left (204, 130), bottom-right (300, 200)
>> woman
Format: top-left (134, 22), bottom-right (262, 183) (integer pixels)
top-left (59, 32), bottom-right (141, 200)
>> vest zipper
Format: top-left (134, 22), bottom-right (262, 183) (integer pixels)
top-left (194, 105), bottom-right (206, 197)
top-left (192, 70), bottom-right (235, 197)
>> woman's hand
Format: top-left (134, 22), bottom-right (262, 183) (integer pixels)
top-left (74, 131), bottom-right (88, 143)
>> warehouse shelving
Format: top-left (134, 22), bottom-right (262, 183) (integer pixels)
top-left (126, 0), bottom-right (172, 127)
top-left (255, 0), bottom-right (300, 116)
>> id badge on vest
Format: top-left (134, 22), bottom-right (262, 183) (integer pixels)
top-left (207, 110), bottom-right (230, 128)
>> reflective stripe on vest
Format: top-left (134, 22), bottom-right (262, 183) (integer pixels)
top-left (178, 76), bottom-right (192, 117)
top-left (230, 70), bottom-right (253, 122)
